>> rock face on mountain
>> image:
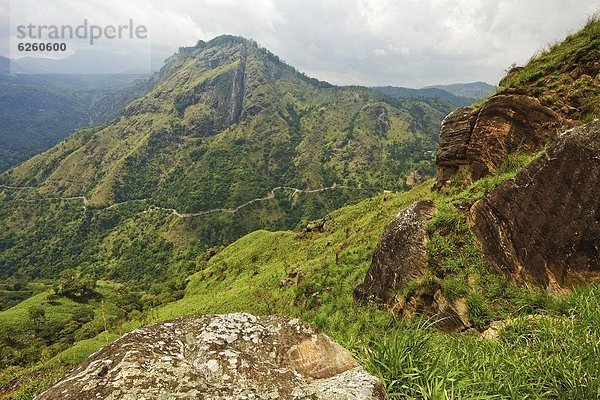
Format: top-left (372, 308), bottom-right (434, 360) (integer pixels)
top-left (435, 106), bottom-right (478, 188)
top-left (470, 120), bottom-right (600, 290)
top-left (436, 94), bottom-right (564, 188)
top-left (36, 313), bottom-right (387, 400)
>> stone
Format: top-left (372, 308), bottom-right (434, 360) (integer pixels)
top-left (355, 200), bottom-right (436, 304)
top-left (481, 315), bottom-right (568, 340)
top-left (396, 285), bottom-right (471, 332)
top-left (435, 106), bottom-right (478, 189)
top-left (354, 200), bottom-right (470, 331)
top-left (467, 94), bottom-right (562, 180)
top-left (470, 120), bottom-right (600, 290)
top-left (35, 313), bottom-right (387, 400)
top-left (435, 94), bottom-right (564, 189)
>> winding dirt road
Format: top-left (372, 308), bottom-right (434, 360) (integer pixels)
top-left (0, 183), bottom-right (385, 218)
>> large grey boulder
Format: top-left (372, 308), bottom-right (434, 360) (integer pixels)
top-left (36, 313), bottom-right (387, 400)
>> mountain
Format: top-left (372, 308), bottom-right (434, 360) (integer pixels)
top-left (0, 35), bottom-right (454, 286)
top-left (374, 85), bottom-right (474, 106)
top-left (374, 82), bottom-right (497, 107)
top-left (2, 37), bottom-right (452, 207)
top-left (2, 16), bottom-right (598, 399)
top-left (425, 81), bottom-right (497, 99)
top-left (0, 57), bottom-right (152, 171)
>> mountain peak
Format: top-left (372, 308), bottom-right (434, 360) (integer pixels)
top-left (177, 35), bottom-right (253, 56)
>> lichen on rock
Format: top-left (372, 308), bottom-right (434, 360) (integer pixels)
top-left (35, 313), bottom-right (387, 400)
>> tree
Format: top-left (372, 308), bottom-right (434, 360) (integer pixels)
top-left (27, 305), bottom-right (46, 325)
top-left (53, 269), bottom-right (97, 300)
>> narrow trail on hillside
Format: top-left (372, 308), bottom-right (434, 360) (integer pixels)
top-left (1, 183), bottom-right (387, 218)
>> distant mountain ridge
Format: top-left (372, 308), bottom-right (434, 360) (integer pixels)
top-left (0, 56), bottom-right (152, 171)
top-left (374, 85), bottom-right (473, 107)
top-left (425, 81), bottom-right (497, 99)
top-left (375, 81), bottom-right (496, 107)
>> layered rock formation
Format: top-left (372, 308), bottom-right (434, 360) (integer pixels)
top-left (435, 106), bottom-right (478, 188)
top-left (36, 313), bottom-right (387, 400)
top-left (470, 120), bottom-right (600, 290)
top-left (435, 94), bottom-right (564, 189)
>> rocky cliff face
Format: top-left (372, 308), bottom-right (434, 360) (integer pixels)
top-left (470, 120), bottom-right (600, 290)
top-left (36, 313), bottom-right (387, 400)
top-left (435, 17), bottom-right (599, 190)
top-left (435, 94), bottom-right (565, 189)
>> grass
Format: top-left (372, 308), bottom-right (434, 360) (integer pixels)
top-left (498, 14), bottom-right (600, 121)
top-left (3, 164), bottom-right (600, 399)
top-left (5, 145), bottom-right (592, 400)
top-left (359, 285), bottom-right (600, 399)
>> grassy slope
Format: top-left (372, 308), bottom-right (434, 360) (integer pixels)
top-left (6, 153), bottom-right (599, 398)
top-left (139, 157), bottom-right (600, 399)
top-left (499, 15), bottom-right (599, 121)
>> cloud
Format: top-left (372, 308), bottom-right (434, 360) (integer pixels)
top-left (1, 0), bottom-right (598, 86)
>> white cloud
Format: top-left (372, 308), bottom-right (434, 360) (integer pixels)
top-left (1, 0), bottom-right (597, 85)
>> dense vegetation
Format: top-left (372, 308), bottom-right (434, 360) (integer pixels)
top-left (0, 62), bottom-right (150, 172)
top-left (0, 35), bottom-right (454, 288)
top-left (1, 17), bottom-right (598, 400)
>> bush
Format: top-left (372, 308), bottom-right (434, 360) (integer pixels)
top-left (52, 269), bottom-right (97, 300)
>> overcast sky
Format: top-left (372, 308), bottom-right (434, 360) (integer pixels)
top-left (2, 0), bottom-right (598, 87)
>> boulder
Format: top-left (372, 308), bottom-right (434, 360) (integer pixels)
top-left (467, 94), bottom-right (562, 180)
top-left (355, 200), bottom-right (436, 304)
top-left (36, 313), bottom-right (386, 400)
top-left (470, 120), bottom-right (600, 290)
top-left (354, 200), bottom-right (471, 331)
top-left (435, 106), bottom-right (478, 189)
top-left (435, 94), bottom-right (564, 189)
top-left (392, 284), bottom-right (471, 332)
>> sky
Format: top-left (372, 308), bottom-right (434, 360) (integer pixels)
top-left (1, 0), bottom-right (598, 87)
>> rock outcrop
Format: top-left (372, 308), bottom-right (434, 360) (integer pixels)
top-left (470, 120), bottom-right (600, 290)
top-left (435, 106), bottom-right (478, 188)
top-left (355, 200), bottom-right (436, 304)
top-left (354, 201), bottom-right (471, 332)
top-left (36, 313), bottom-right (387, 400)
top-left (435, 94), bottom-right (564, 189)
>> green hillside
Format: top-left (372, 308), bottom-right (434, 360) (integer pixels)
top-left (0, 60), bottom-right (150, 172)
top-left (3, 37), bottom-right (451, 207)
top-left (0, 36), bottom-right (453, 286)
top-left (1, 16), bottom-right (598, 400)
top-left (499, 15), bottom-right (599, 121)
top-left (3, 166), bottom-right (599, 398)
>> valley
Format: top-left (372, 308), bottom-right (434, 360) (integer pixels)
top-left (0, 10), bottom-right (598, 400)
